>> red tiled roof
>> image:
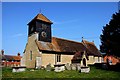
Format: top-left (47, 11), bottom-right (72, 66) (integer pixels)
top-left (82, 40), bottom-right (102, 57)
top-left (1, 55), bottom-right (22, 61)
top-left (36, 40), bottom-right (60, 52)
top-left (36, 37), bottom-right (101, 56)
top-left (52, 37), bottom-right (87, 53)
top-left (36, 37), bottom-right (88, 54)
top-left (12, 56), bottom-right (22, 61)
top-left (28, 14), bottom-right (53, 24)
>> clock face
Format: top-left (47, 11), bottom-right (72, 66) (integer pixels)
top-left (41, 31), bottom-right (47, 38)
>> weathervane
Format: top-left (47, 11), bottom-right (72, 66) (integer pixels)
top-left (82, 37), bottom-right (84, 40)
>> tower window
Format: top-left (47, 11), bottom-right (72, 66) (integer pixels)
top-left (57, 54), bottom-right (61, 62)
top-left (30, 51), bottom-right (32, 60)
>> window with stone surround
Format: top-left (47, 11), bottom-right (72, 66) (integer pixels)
top-left (57, 54), bottom-right (61, 62)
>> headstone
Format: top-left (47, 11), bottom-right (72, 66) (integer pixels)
top-left (12, 67), bottom-right (26, 72)
top-left (54, 67), bottom-right (62, 72)
top-left (65, 63), bottom-right (71, 70)
top-left (41, 66), bottom-right (45, 70)
top-left (46, 63), bottom-right (51, 71)
top-left (30, 69), bottom-right (34, 71)
top-left (76, 64), bottom-right (81, 70)
top-left (61, 66), bottom-right (65, 71)
top-left (54, 64), bottom-right (65, 72)
top-left (71, 64), bottom-right (76, 70)
top-left (81, 67), bottom-right (90, 73)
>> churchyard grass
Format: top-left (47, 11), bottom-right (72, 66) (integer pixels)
top-left (2, 66), bottom-right (120, 79)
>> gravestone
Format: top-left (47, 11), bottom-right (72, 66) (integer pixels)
top-left (46, 63), bottom-right (51, 71)
top-left (71, 64), bottom-right (76, 70)
top-left (65, 63), bottom-right (71, 70)
top-left (61, 66), bottom-right (65, 71)
top-left (30, 69), bottom-right (35, 71)
top-left (54, 67), bottom-right (61, 72)
top-left (54, 64), bottom-right (65, 72)
top-left (76, 64), bottom-right (81, 70)
top-left (41, 66), bottom-right (45, 70)
top-left (12, 67), bottom-right (26, 72)
top-left (81, 67), bottom-right (90, 73)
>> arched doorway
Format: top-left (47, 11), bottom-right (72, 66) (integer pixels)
top-left (83, 58), bottom-right (86, 66)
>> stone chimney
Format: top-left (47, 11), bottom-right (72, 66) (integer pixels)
top-left (18, 53), bottom-right (20, 56)
top-left (1, 49), bottom-right (4, 55)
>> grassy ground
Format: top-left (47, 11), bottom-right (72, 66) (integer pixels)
top-left (2, 66), bottom-right (120, 79)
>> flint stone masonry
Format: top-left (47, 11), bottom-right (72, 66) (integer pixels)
top-left (12, 67), bottom-right (26, 72)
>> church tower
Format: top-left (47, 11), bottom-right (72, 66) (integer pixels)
top-left (27, 14), bottom-right (53, 42)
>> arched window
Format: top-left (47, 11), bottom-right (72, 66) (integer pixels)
top-left (83, 58), bottom-right (86, 66)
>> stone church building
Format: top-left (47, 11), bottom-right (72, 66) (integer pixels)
top-left (21, 13), bottom-right (102, 68)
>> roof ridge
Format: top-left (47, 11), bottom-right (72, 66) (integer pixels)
top-left (82, 40), bottom-right (101, 56)
top-left (52, 37), bottom-right (83, 44)
top-left (35, 14), bottom-right (53, 23)
top-left (4, 55), bottom-right (14, 56)
top-left (4, 55), bottom-right (21, 57)
top-left (28, 13), bottom-right (53, 25)
top-left (39, 14), bottom-right (52, 23)
top-left (82, 39), bottom-right (95, 45)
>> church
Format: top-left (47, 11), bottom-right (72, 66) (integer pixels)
top-left (21, 13), bottom-right (102, 68)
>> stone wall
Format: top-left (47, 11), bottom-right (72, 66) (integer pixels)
top-left (41, 53), bottom-right (55, 67)
top-left (61, 54), bottom-right (73, 64)
top-left (87, 56), bottom-right (95, 65)
top-left (21, 33), bottom-right (41, 68)
top-left (41, 54), bottom-right (73, 67)
top-left (87, 56), bottom-right (103, 65)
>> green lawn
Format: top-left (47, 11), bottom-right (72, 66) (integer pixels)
top-left (2, 66), bottom-right (120, 79)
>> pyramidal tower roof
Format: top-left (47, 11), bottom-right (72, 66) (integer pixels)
top-left (28, 14), bottom-right (53, 24)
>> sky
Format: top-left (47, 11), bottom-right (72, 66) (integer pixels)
top-left (2, 2), bottom-right (118, 56)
